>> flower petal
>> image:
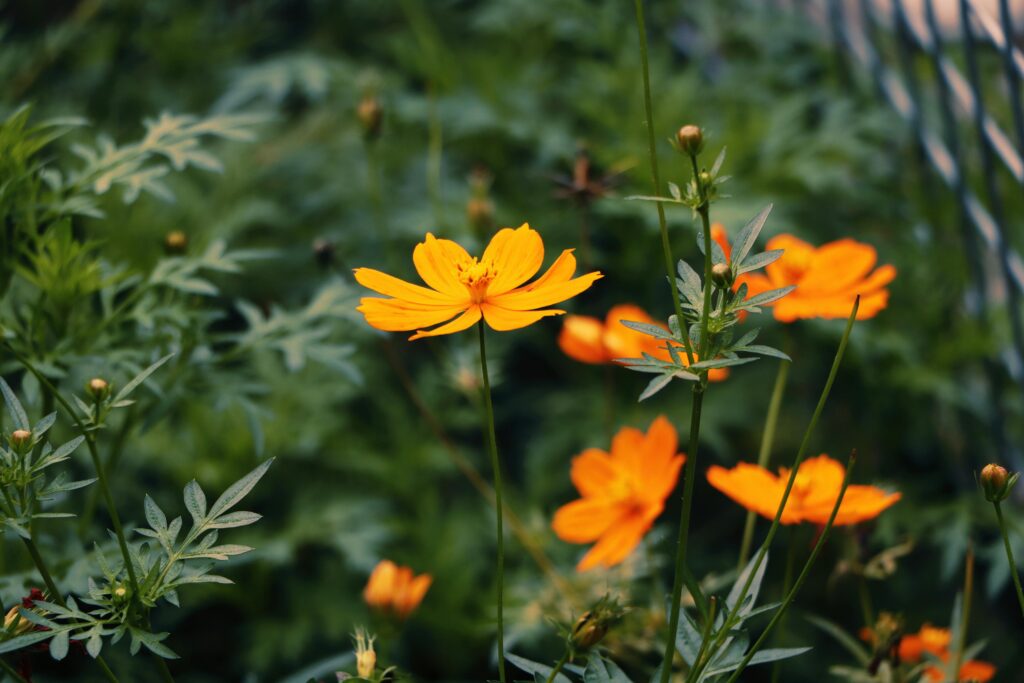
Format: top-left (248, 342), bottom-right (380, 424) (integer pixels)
top-left (354, 268), bottom-right (462, 305)
top-left (481, 304), bottom-right (563, 331)
top-left (706, 463), bottom-right (800, 523)
top-left (481, 224), bottom-right (544, 295)
top-left (570, 448), bottom-right (619, 498)
top-left (577, 512), bottom-right (650, 571)
top-left (801, 486), bottom-right (901, 526)
top-left (413, 233), bottom-right (473, 298)
top-left (489, 271), bottom-right (603, 311)
top-left (552, 498), bottom-right (620, 543)
top-left (558, 315), bottom-right (609, 364)
top-left (409, 305), bottom-right (482, 340)
top-left (357, 297), bottom-right (466, 332)
top-left (799, 239), bottom-right (878, 294)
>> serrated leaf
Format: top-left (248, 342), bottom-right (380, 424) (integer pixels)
top-left (741, 286), bottom-right (796, 309)
top-left (731, 205), bottom-right (773, 268)
top-left (0, 378), bottom-right (29, 430)
top-left (184, 480), bottom-right (207, 524)
top-left (144, 495), bottom-right (168, 532)
top-left (736, 249), bottom-right (784, 275)
top-left (208, 458), bottom-right (273, 518)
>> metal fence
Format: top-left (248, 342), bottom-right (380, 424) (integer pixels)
top-left (808, 0), bottom-right (1024, 467)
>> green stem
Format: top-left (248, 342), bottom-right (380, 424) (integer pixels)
top-left (0, 656), bottom-right (28, 683)
top-left (544, 650), bottom-right (570, 683)
top-left (770, 527), bottom-right (799, 683)
top-left (478, 322), bottom-right (506, 683)
top-left (690, 154), bottom-right (713, 361)
top-left (993, 501), bottom-right (1024, 617)
top-left (954, 547), bottom-right (974, 679)
top-left (632, 0), bottom-right (695, 366)
top-left (691, 297), bottom-right (860, 680)
top-left (9, 352), bottom-right (140, 595)
top-left (20, 539), bottom-right (120, 683)
top-left (738, 359), bottom-right (790, 571)
top-left (723, 451), bottom-right (858, 683)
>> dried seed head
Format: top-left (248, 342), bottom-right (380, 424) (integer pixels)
top-left (357, 95), bottom-right (383, 141)
top-left (164, 230), bottom-right (188, 254)
top-left (676, 124), bottom-right (704, 156)
top-left (980, 463), bottom-right (1018, 502)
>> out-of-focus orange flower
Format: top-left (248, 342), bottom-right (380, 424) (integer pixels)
top-left (558, 304), bottom-right (728, 381)
top-left (706, 454), bottom-right (900, 525)
top-left (739, 234), bottom-right (895, 322)
top-left (363, 560), bottom-right (432, 618)
top-left (899, 625), bottom-right (995, 682)
top-left (354, 224), bottom-right (602, 340)
top-left (552, 416), bottom-right (684, 571)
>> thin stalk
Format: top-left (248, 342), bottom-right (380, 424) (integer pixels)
top-left (20, 539), bottom-right (120, 683)
top-left (993, 501), bottom-right (1024, 617)
top-left (544, 650), bottom-right (570, 683)
top-left (738, 359), bottom-right (791, 570)
top-left (723, 451), bottom-right (858, 683)
top-left (770, 527), bottom-right (799, 683)
top-left (954, 547), bottom-right (974, 678)
top-left (657, 137), bottom-right (714, 683)
top-left (0, 656), bottom-right (28, 683)
top-left (478, 322), bottom-right (506, 683)
top-left (9, 354), bottom-right (140, 593)
top-left (632, 0), bottom-right (695, 366)
top-left (690, 298), bottom-right (860, 680)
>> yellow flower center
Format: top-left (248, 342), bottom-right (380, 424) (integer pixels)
top-left (457, 257), bottom-right (497, 302)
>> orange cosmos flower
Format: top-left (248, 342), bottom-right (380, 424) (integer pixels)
top-left (558, 304), bottom-right (728, 380)
top-left (899, 625), bottom-right (995, 682)
top-left (706, 454), bottom-right (900, 525)
top-left (552, 416), bottom-right (684, 571)
top-left (363, 559), bottom-right (432, 618)
top-left (354, 224), bottom-right (602, 340)
top-left (739, 234), bottom-right (896, 322)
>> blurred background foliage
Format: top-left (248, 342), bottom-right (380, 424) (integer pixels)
top-left (0, 0), bottom-right (1021, 680)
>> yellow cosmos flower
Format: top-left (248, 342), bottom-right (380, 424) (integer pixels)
top-left (354, 224), bottom-right (603, 340)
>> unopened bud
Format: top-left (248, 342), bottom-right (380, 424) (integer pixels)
top-left (313, 238), bottom-right (335, 268)
top-left (570, 595), bottom-right (626, 651)
top-left (164, 230), bottom-right (187, 255)
top-left (353, 628), bottom-right (377, 679)
top-left (711, 262), bottom-right (733, 289)
top-left (10, 430), bottom-right (31, 450)
top-left (980, 463), bottom-right (1018, 502)
top-left (3, 606), bottom-right (30, 635)
top-left (699, 171), bottom-right (712, 187)
top-left (357, 96), bottom-right (383, 141)
top-left (676, 124), bottom-right (704, 156)
top-left (87, 377), bottom-right (110, 401)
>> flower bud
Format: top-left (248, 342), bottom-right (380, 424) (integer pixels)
top-left (980, 463), bottom-right (1018, 502)
top-left (676, 124), bottom-right (704, 156)
top-left (699, 171), bottom-right (712, 187)
top-left (711, 262), bottom-right (733, 289)
top-left (164, 230), bottom-right (187, 255)
top-left (570, 595), bottom-right (626, 651)
top-left (3, 605), bottom-right (31, 635)
top-left (87, 377), bottom-right (111, 401)
top-left (467, 197), bottom-right (494, 232)
top-left (357, 95), bottom-right (383, 141)
top-left (313, 238), bottom-right (336, 268)
top-left (353, 628), bottom-right (377, 679)
top-left (10, 430), bottom-right (31, 451)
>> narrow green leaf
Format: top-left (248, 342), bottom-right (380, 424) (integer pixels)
top-left (208, 458), bottom-right (274, 518)
top-left (111, 353), bottom-right (174, 404)
top-left (731, 204), bottom-right (773, 268)
top-left (0, 378), bottom-right (29, 430)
